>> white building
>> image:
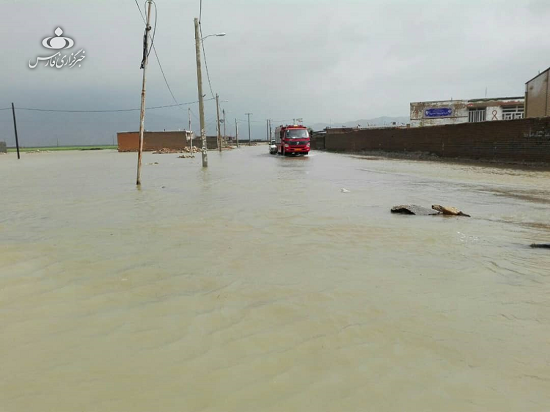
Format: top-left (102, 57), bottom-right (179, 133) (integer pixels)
top-left (410, 97), bottom-right (524, 127)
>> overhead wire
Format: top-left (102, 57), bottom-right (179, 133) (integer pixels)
top-left (134, 0), bottom-right (183, 110)
top-left (12, 98), bottom-right (215, 113)
top-left (198, 0), bottom-right (215, 99)
top-left (199, 24), bottom-right (215, 99)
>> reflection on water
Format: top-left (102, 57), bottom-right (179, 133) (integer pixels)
top-left (1, 148), bottom-right (550, 411)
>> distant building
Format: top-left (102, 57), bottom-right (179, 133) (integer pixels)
top-left (116, 130), bottom-right (221, 152)
top-left (0, 141), bottom-right (6, 153)
top-left (525, 67), bottom-right (550, 118)
top-left (410, 97), bottom-right (524, 127)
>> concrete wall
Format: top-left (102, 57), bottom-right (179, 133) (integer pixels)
top-left (0, 141), bottom-right (6, 153)
top-left (526, 69), bottom-right (549, 118)
top-left (117, 132), bottom-right (218, 151)
top-left (324, 117), bottom-right (550, 163)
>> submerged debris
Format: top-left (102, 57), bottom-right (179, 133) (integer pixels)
top-left (391, 204), bottom-right (471, 217)
top-left (391, 205), bottom-right (440, 216)
top-left (432, 205), bottom-right (471, 217)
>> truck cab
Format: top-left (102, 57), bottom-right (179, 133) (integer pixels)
top-left (275, 125), bottom-right (310, 156)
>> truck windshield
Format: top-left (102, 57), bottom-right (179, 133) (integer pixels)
top-left (286, 129), bottom-right (309, 139)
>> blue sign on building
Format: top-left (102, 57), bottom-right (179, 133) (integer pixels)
top-left (425, 108), bottom-right (452, 118)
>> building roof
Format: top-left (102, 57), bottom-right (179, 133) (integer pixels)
top-left (525, 67), bottom-right (550, 84)
top-left (467, 97), bottom-right (524, 103)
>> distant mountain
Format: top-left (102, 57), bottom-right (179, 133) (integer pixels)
top-left (311, 116), bottom-right (409, 131)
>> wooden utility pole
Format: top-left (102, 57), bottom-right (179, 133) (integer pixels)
top-left (235, 118), bottom-right (239, 148)
top-left (216, 94), bottom-right (222, 152)
top-left (11, 103), bottom-right (20, 160)
top-left (269, 119), bottom-right (273, 141)
top-left (194, 17), bottom-right (208, 167)
top-left (136, 0), bottom-right (153, 185)
top-left (246, 113), bottom-right (252, 146)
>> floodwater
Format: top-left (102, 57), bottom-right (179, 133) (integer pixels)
top-left (1, 147), bottom-right (549, 411)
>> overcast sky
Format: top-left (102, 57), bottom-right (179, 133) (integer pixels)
top-left (1, 0), bottom-right (550, 145)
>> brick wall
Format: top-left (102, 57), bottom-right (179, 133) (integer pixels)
top-left (324, 117), bottom-right (550, 163)
top-left (117, 132), bottom-right (218, 152)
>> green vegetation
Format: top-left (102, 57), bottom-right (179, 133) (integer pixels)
top-left (7, 145), bottom-right (117, 152)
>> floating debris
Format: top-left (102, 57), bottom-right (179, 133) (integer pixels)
top-left (341, 188), bottom-right (350, 193)
top-left (530, 244), bottom-right (550, 249)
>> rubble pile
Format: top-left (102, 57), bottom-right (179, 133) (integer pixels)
top-left (183, 146), bottom-right (200, 153)
top-left (152, 148), bottom-right (184, 154)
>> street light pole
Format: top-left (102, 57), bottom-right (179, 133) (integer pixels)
top-left (136, 0), bottom-right (153, 185)
top-left (216, 93), bottom-right (222, 152)
top-left (235, 118), bottom-right (239, 148)
top-left (194, 17), bottom-right (208, 168)
top-left (246, 113), bottom-right (252, 146)
top-left (222, 109), bottom-right (226, 145)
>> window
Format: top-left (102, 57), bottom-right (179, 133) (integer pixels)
top-left (502, 106), bottom-right (524, 120)
top-left (468, 108), bottom-right (486, 123)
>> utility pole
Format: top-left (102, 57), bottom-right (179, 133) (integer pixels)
top-left (235, 118), bottom-right (239, 148)
top-left (222, 109), bottom-right (226, 145)
top-left (246, 113), bottom-right (252, 146)
top-left (269, 119), bottom-right (273, 141)
top-left (194, 18), bottom-right (208, 167)
top-left (188, 107), bottom-right (195, 158)
top-left (266, 119), bottom-right (269, 142)
top-left (216, 93), bottom-right (222, 152)
top-left (11, 103), bottom-right (20, 160)
top-left (136, 0), bottom-right (153, 185)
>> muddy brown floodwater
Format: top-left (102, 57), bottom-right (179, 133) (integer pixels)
top-left (1, 147), bottom-right (550, 411)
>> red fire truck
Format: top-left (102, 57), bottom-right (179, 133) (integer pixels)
top-left (274, 124), bottom-right (311, 156)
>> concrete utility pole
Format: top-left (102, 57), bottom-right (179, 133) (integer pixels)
top-left (216, 93), bottom-right (222, 152)
top-left (222, 109), bottom-right (226, 145)
top-left (194, 18), bottom-right (208, 167)
top-left (246, 113), bottom-right (252, 146)
top-left (11, 103), bottom-right (20, 160)
top-left (136, 0), bottom-right (153, 185)
top-left (235, 118), bottom-right (239, 148)
top-left (188, 107), bottom-right (194, 158)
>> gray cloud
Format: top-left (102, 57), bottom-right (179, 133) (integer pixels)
top-left (1, 0), bottom-right (549, 146)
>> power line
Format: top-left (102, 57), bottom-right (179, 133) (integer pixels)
top-left (199, 23), bottom-right (215, 99)
top-left (134, 0), bottom-right (182, 109)
top-left (12, 98), bottom-right (214, 113)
